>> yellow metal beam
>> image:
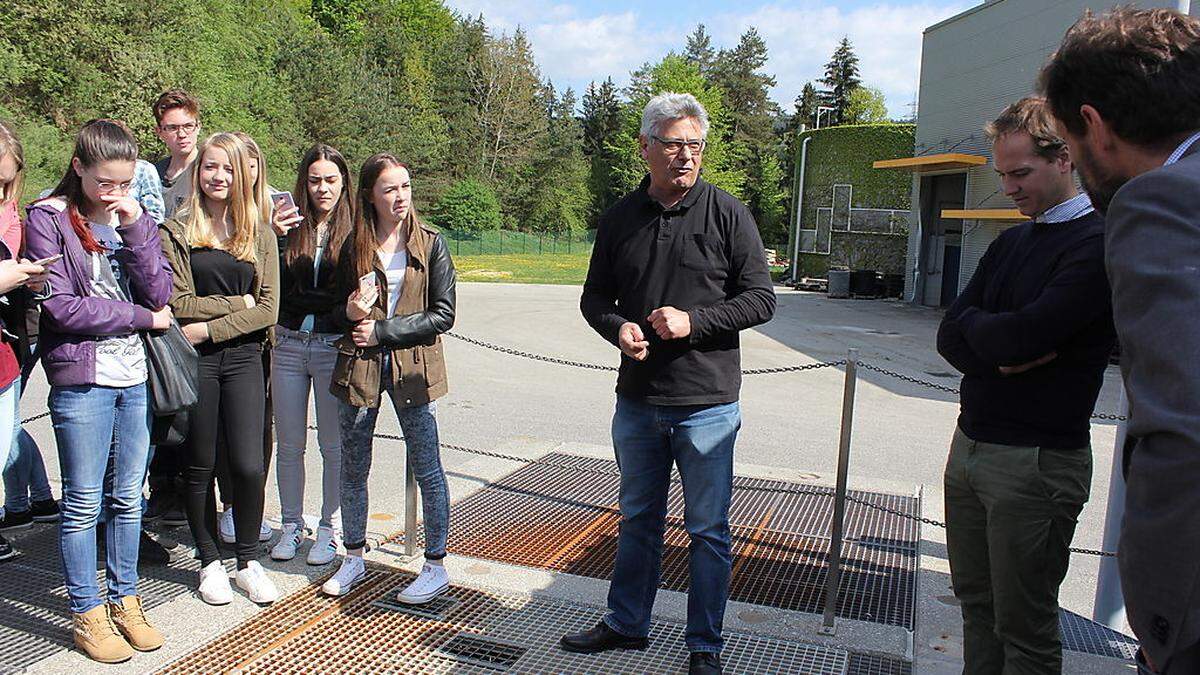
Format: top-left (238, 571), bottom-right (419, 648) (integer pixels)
top-left (872, 153), bottom-right (988, 171)
top-left (941, 208), bottom-right (1026, 221)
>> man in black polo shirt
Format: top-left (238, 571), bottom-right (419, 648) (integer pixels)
top-left (936, 97), bottom-right (1115, 674)
top-left (563, 92), bottom-right (775, 675)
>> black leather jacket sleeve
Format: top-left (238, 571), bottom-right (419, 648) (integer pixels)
top-left (374, 232), bottom-right (456, 349)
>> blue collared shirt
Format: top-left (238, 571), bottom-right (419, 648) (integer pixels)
top-left (1034, 191), bottom-right (1094, 224)
top-left (1164, 131), bottom-right (1200, 167)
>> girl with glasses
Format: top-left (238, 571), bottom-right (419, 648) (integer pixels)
top-left (24, 119), bottom-right (174, 663)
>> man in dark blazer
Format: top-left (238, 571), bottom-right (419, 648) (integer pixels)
top-left (1041, 7), bottom-right (1200, 674)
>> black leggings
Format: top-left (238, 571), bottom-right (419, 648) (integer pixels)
top-left (184, 342), bottom-right (266, 568)
top-left (216, 346), bottom-right (273, 506)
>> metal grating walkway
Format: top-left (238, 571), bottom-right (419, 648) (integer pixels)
top-left (159, 562), bottom-right (852, 674)
top-left (389, 453), bottom-right (922, 628)
top-left (0, 523), bottom-right (201, 673)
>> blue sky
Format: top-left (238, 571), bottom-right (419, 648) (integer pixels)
top-left (443, 0), bottom-right (973, 117)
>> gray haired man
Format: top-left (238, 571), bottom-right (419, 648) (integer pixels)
top-left (565, 92), bottom-right (776, 675)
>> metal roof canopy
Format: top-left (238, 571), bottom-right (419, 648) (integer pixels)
top-left (872, 153), bottom-right (988, 172)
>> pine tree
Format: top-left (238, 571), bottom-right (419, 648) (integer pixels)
top-left (581, 78), bottom-right (624, 221)
top-left (793, 83), bottom-right (819, 131)
top-left (711, 27), bottom-right (778, 144)
top-left (684, 25), bottom-right (716, 79)
top-left (820, 36), bottom-right (861, 125)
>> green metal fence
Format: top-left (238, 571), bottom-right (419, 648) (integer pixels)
top-left (440, 228), bottom-right (596, 256)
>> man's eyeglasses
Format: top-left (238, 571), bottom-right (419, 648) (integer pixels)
top-left (651, 135), bottom-right (705, 155)
top-left (160, 122), bottom-right (200, 135)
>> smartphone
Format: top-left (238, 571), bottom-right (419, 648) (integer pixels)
top-left (271, 191), bottom-right (297, 216)
top-left (30, 254), bottom-right (63, 267)
top-left (358, 272), bottom-right (377, 291)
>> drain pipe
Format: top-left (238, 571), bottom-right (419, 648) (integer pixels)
top-left (1179, 1), bottom-right (1191, 13)
top-left (790, 134), bottom-right (813, 284)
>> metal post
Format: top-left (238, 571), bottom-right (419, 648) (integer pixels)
top-left (404, 453), bottom-right (419, 558)
top-left (1093, 383), bottom-right (1130, 630)
top-left (820, 348), bottom-right (858, 635)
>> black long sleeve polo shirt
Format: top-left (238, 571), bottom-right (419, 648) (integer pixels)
top-left (580, 176), bottom-right (776, 406)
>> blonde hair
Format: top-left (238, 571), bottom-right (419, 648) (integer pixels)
top-left (985, 97), bottom-right (1067, 161)
top-left (232, 131), bottom-right (272, 229)
top-left (178, 133), bottom-right (259, 263)
top-left (0, 120), bottom-right (25, 206)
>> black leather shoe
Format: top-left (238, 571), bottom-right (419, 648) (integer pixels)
top-left (559, 621), bottom-right (648, 654)
top-left (689, 652), bottom-right (722, 674)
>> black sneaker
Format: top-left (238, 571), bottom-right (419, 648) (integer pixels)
top-left (29, 499), bottom-right (60, 523)
top-left (0, 533), bottom-right (15, 562)
top-left (0, 509), bottom-right (33, 533)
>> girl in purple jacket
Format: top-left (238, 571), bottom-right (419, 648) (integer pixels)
top-left (24, 120), bottom-right (173, 664)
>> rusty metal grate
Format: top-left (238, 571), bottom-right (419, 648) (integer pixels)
top-left (848, 652), bottom-right (914, 675)
top-left (159, 562), bottom-right (852, 674)
top-left (438, 633), bottom-right (526, 670)
top-left (411, 452), bottom-right (920, 628)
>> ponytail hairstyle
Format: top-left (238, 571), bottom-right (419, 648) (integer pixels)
top-left (287, 143), bottom-right (354, 268)
top-left (350, 153), bottom-right (421, 279)
top-left (0, 119), bottom-right (25, 207)
top-left (50, 119), bottom-right (139, 254)
top-left (231, 131), bottom-right (272, 229)
top-left (177, 132), bottom-right (259, 263)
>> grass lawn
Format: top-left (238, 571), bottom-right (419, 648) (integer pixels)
top-left (454, 252), bottom-right (592, 285)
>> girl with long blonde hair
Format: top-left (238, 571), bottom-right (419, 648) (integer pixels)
top-left (159, 132), bottom-right (280, 606)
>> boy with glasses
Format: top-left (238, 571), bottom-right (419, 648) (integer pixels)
top-left (151, 89), bottom-right (201, 219)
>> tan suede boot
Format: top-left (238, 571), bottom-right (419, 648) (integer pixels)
top-left (72, 605), bottom-right (133, 663)
top-left (109, 596), bottom-right (165, 651)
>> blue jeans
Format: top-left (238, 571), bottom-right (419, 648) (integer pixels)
top-left (604, 396), bottom-right (740, 654)
top-left (50, 382), bottom-right (152, 614)
top-left (3, 371), bottom-right (54, 512)
top-left (337, 357), bottom-right (448, 557)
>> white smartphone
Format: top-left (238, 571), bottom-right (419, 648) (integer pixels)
top-left (31, 254), bottom-right (63, 267)
top-left (358, 272), bottom-right (377, 291)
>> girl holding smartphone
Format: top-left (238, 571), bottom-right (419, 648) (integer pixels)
top-left (269, 144), bottom-right (353, 565)
top-left (321, 154), bottom-right (455, 604)
top-left (160, 132), bottom-right (279, 606)
top-left (24, 119), bottom-right (173, 663)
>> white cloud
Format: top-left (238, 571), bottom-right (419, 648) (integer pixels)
top-left (443, 1), bottom-right (971, 115)
top-left (709, 2), bottom-right (971, 117)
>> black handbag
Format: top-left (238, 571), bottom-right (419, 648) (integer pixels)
top-left (142, 320), bottom-right (199, 415)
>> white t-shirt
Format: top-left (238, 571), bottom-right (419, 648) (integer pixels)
top-left (89, 222), bottom-right (147, 387)
top-left (377, 249), bottom-right (408, 318)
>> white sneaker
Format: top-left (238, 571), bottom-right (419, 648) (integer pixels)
top-left (235, 560), bottom-right (280, 604)
top-left (271, 523), bottom-right (307, 561)
top-left (198, 560), bottom-right (233, 605)
top-left (397, 562), bottom-right (449, 605)
top-left (219, 509), bottom-right (273, 544)
top-left (219, 509), bottom-right (236, 544)
top-left (321, 556), bottom-right (365, 596)
top-left (306, 527), bottom-right (340, 566)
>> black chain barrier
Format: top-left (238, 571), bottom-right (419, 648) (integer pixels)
top-left (445, 331), bottom-right (1128, 421)
top-left (14, 337), bottom-right (1117, 557)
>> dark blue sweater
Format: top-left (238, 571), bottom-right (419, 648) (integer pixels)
top-left (936, 210), bottom-right (1115, 448)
